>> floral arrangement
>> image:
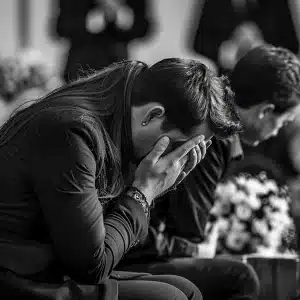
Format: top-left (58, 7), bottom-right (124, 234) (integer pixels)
top-left (0, 49), bottom-right (62, 103)
top-left (209, 172), bottom-right (297, 255)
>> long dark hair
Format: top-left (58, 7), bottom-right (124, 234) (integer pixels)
top-left (0, 58), bottom-right (242, 201)
top-left (0, 60), bottom-right (148, 200)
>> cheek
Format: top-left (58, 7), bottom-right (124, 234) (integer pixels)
top-left (261, 118), bottom-right (282, 137)
top-left (257, 119), bottom-right (274, 135)
top-left (133, 129), bottom-right (163, 158)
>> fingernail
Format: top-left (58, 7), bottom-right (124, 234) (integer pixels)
top-left (161, 136), bottom-right (170, 144)
top-left (200, 141), bottom-right (206, 147)
top-left (197, 135), bottom-right (205, 141)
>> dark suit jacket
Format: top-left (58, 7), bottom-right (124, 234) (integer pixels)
top-left (0, 107), bottom-right (148, 298)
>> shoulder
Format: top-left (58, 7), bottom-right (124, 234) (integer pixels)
top-left (27, 107), bottom-right (107, 162)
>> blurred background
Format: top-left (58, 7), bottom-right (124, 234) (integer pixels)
top-left (0, 0), bottom-right (213, 75)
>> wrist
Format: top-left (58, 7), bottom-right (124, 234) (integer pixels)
top-left (132, 181), bottom-right (154, 205)
top-left (125, 186), bottom-right (150, 218)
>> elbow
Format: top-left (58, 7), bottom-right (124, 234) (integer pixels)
top-left (64, 248), bottom-right (113, 284)
top-left (88, 247), bottom-right (116, 283)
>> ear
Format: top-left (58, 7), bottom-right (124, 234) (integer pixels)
top-left (142, 105), bottom-right (165, 126)
top-left (258, 103), bottom-right (275, 119)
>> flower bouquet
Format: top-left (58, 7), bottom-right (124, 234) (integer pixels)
top-left (209, 172), bottom-right (297, 255)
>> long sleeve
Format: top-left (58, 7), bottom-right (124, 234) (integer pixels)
top-left (29, 111), bottom-right (148, 283)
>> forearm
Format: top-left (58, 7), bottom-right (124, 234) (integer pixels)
top-left (103, 196), bottom-right (149, 269)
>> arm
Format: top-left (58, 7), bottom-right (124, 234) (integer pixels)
top-left (30, 114), bottom-right (148, 283)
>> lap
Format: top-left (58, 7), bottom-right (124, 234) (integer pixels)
top-left (133, 274), bottom-right (202, 300)
top-left (119, 257), bottom-right (259, 300)
top-left (0, 268), bottom-right (201, 300)
top-left (118, 277), bottom-right (189, 300)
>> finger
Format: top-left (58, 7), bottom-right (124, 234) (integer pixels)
top-left (199, 140), bottom-right (207, 159)
top-left (181, 148), bottom-right (197, 176)
top-left (178, 154), bottom-right (189, 168)
top-left (146, 136), bottom-right (170, 163)
top-left (206, 139), bottom-right (212, 149)
top-left (164, 135), bottom-right (204, 162)
top-left (195, 145), bottom-right (202, 164)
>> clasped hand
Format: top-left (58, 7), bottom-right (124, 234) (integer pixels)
top-left (133, 135), bottom-right (212, 204)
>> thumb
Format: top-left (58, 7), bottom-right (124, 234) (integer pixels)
top-left (146, 136), bottom-right (170, 163)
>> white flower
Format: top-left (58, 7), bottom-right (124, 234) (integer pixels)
top-left (264, 230), bottom-right (282, 249)
top-left (231, 190), bottom-right (247, 204)
top-left (225, 230), bottom-right (250, 251)
top-left (215, 182), bottom-right (237, 201)
top-left (231, 216), bottom-right (246, 232)
top-left (252, 219), bottom-right (269, 237)
top-left (235, 202), bottom-right (252, 220)
top-left (268, 212), bottom-right (291, 229)
top-left (263, 180), bottom-right (279, 193)
top-left (246, 194), bottom-right (261, 210)
top-left (217, 218), bottom-right (230, 236)
top-left (256, 245), bottom-right (277, 255)
top-left (245, 178), bottom-right (266, 195)
top-left (235, 175), bottom-right (248, 186)
top-left (210, 200), bottom-right (231, 216)
top-left (269, 196), bottom-right (289, 213)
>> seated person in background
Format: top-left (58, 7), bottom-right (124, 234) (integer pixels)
top-left (118, 45), bottom-right (300, 300)
top-left (0, 58), bottom-right (241, 299)
top-left (0, 49), bottom-right (63, 125)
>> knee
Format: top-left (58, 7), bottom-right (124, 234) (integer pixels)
top-left (159, 284), bottom-right (190, 300)
top-left (180, 277), bottom-right (203, 300)
top-left (162, 275), bottom-right (203, 300)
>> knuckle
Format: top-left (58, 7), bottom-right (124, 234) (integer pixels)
top-left (168, 159), bottom-right (177, 167)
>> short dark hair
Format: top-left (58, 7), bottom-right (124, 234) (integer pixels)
top-left (230, 45), bottom-right (300, 113)
top-left (132, 58), bottom-right (242, 138)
